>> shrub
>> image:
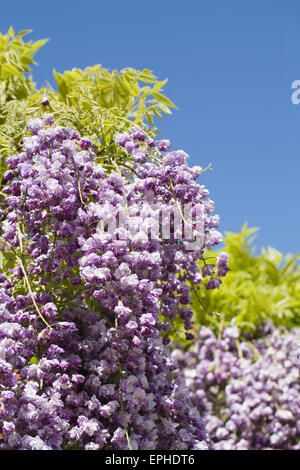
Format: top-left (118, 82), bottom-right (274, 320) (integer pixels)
top-left (189, 225), bottom-right (300, 335)
top-left (0, 107), bottom-right (226, 448)
top-left (0, 28), bottom-right (231, 450)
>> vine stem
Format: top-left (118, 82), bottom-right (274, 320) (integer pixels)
top-left (235, 339), bottom-right (243, 360)
top-left (215, 314), bottom-right (225, 371)
top-left (112, 161), bottom-right (130, 218)
top-left (114, 314), bottom-right (132, 450)
top-left (186, 270), bottom-right (210, 318)
top-left (247, 341), bottom-right (262, 359)
top-left (168, 179), bottom-right (187, 226)
top-left (0, 233), bottom-right (52, 330)
top-left (71, 155), bottom-right (85, 206)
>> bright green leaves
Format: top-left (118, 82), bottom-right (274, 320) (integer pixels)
top-left (0, 245), bottom-right (17, 272)
top-left (190, 224), bottom-right (300, 335)
top-left (1, 63), bottom-right (22, 79)
top-left (0, 28), bottom-right (48, 77)
top-left (152, 92), bottom-right (176, 109)
top-left (52, 64), bottom-right (176, 129)
top-left (29, 356), bottom-right (39, 365)
top-left (0, 27), bottom-right (177, 192)
top-left (53, 69), bottom-right (69, 99)
top-left (0, 28), bottom-right (48, 102)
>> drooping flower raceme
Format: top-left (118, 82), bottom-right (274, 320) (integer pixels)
top-left (0, 116), bottom-right (227, 449)
top-left (0, 298), bottom-right (211, 450)
top-left (174, 321), bottom-right (300, 450)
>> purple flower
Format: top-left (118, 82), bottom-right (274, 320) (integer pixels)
top-left (147, 139), bottom-right (156, 148)
top-left (80, 138), bottom-right (93, 150)
top-left (216, 252), bottom-right (230, 277)
top-left (140, 313), bottom-right (156, 327)
top-left (206, 278), bottom-right (222, 290)
top-left (28, 119), bottom-right (43, 135)
top-left (41, 96), bottom-right (50, 106)
top-left (132, 127), bottom-right (146, 142)
top-left (125, 320), bottom-right (138, 333)
top-left (115, 132), bottom-right (130, 147)
top-left (42, 302), bottom-right (58, 319)
top-left (124, 140), bottom-right (137, 154)
top-left (176, 321), bottom-right (300, 450)
top-left (0, 117), bottom-right (221, 451)
top-left (132, 149), bottom-right (147, 163)
top-left (43, 113), bottom-right (54, 125)
top-left (158, 139), bottom-right (171, 151)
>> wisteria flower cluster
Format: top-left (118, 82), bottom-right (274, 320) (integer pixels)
top-left (174, 321), bottom-right (300, 450)
top-left (0, 115), bottom-right (226, 449)
top-left (0, 298), bottom-right (211, 450)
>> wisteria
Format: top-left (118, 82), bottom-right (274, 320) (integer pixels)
top-left (174, 321), bottom-right (300, 450)
top-left (0, 300), bottom-right (212, 450)
top-left (0, 115), bottom-right (228, 449)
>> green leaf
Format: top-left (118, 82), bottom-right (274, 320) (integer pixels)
top-left (145, 109), bottom-right (154, 126)
top-left (8, 26), bottom-right (15, 38)
top-left (141, 69), bottom-right (156, 78)
top-left (152, 92), bottom-right (177, 108)
top-left (30, 356), bottom-right (39, 365)
top-left (114, 74), bottom-right (130, 96)
top-left (53, 69), bottom-right (69, 98)
top-left (153, 78), bottom-right (168, 92)
top-left (17, 30), bottom-right (32, 38)
top-left (137, 73), bottom-right (157, 84)
top-left (1, 63), bottom-right (21, 78)
top-left (31, 39), bottom-right (49, 53)
top-left (157, 102), bottom-right (172, 115)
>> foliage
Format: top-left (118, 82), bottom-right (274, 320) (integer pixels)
top-left (189, 225), bottom-right (300, 335)
top-left (0, 28), bottom-right (177, 187)
top-left (0, 27), bottom-right (48, 102)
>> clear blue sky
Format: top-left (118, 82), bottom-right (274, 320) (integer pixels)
top-left (1, 0), bottom-right (299, 254)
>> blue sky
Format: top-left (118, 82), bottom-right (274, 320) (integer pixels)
top-left (1, 0), bottom-right (299, 254)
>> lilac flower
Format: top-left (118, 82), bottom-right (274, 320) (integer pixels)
top-left (42, 303), bottom-right (58, 319)
top-left (206, 278), bottom-right (222, 290)
top-left (0, 117), bottom-right (223, 450)
top-left (147, 138), bottom-right (156, 148)
top-left (28, 119), bottom-right (43, 135)
top-left (41, 96), bottom-right (50, 106)
top-left (158, 139), bottom-right (171, 152)
top-left (115, 132), bottom-right (130, 147)
top-left (79, 138), bottom-right (93, 150)
top-left (43, 113), bottom-right (54, 125)
top-left (216, 252), bottom-right (230, 277)
top-left (132, 127), bottom-right (146, 142)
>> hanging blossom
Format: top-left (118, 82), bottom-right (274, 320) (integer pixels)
top-left (174, 320), bottom-right (300, 450)
top-left (0, 115), bottom-right (228, 449)
top-left (0, 297), bottom-right (210, 450)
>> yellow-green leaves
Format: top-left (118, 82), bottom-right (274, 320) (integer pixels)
top-left (0, 28), bottom-right (48, 101)
top-left (1, 63), bottom-right (21, 79)
top-left (53, 69), bottom-right (69, 99)
top-left (30, 356), bottom-right (39, 365)
top-left (0, 27), bottom-right (176, 192)
top-left (190, 225), bottom-right (300, 335)
top-left (52, 64), bottom-right (176, 128)
top-left (152, 92), bottom-right (177, 109)
top-left (0, 28), bottom-right (48, 76)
